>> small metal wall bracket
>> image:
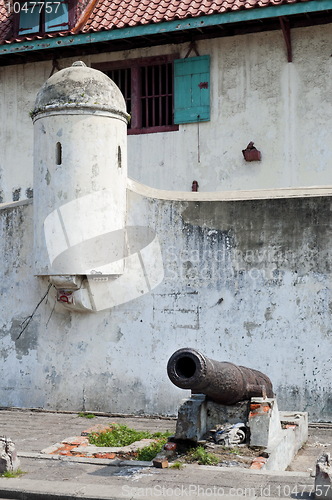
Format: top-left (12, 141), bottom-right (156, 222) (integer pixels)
top-left (242, 142), bottom-right (261, 162)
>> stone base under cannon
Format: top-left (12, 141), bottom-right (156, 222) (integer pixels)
top-left (174, 395), bottom-right (308, 471)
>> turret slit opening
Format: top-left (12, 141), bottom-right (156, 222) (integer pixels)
top-left (56, 142), bottom-right (62, 165)
top-left (118, 145), bottom-right (122, 168)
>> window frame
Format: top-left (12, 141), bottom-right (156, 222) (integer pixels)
top-left (14, 0), bottom-right (73, 37)
top-left (93, 55), bottom-right (179, 135)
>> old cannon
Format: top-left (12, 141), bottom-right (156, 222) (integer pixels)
top-left (167, 348), bottom-right (273, 405)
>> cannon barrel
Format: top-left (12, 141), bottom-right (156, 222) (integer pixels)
top-left (167, 348), bottom-right (274, 405)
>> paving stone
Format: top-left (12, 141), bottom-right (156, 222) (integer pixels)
top-left (61, 436), bottom-right (89, 446)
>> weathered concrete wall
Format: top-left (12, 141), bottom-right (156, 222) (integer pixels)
top-left (0, 23), bottom-right (331, 203)
top-left (0, 195), bottom-right (331, 421)
top-left (0, 21), bottom-right (331, 421)
top-left (127, 24), bottom-right (332, 192)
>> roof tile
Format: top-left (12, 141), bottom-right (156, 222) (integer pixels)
top-left (0, 0), bottom-right (311, 44)
top-left (0, 2), bottom-right (14, 42)
top-left (84, 0), bottom-right (310, 32)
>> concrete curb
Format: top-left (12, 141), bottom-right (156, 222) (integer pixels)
top-left (0, 461), bottom-right (312, 500)
top-left (18, 452), bottom-right (152, 467)
top-left (17, 452), bottom-right (312, 476)
top-left (0, 469), bottom-right (313, 500)
top-left (0, 407), bottom-right (177, 420)
top-left (0, 478), bottom-right (128, 500)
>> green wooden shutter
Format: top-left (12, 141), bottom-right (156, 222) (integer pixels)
top-left (19, 2), bottom-right (40, 34)
top-left (45, 1), bottom-right (69, 32)
top-left (174, 55), bottom-right (210, 124)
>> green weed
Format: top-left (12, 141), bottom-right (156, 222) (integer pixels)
top-left (136, 439), bottom-right (167, 461)
top-left (0, 469), bottom-right (26, 478)
top-left (186, 446), bottom-right (219, 465)
top-left (88, 424), bottom-right (171, 448)
top-left (169, 461), bottom-right (184, 469)
top-left (78, 412), bottom-right (95, 419)
top-left (228, 448), bottom-right (238, 454)
top-left (219, 445), bottom-right (239, 454)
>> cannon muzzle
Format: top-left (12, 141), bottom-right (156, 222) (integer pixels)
top-left (167, 348), bottom-right (273, 405)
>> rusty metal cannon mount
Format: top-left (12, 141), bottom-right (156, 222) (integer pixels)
top-left (167, 348), bottom-right (274, 405)
top-left (167, 348), bottom-right (308, 471)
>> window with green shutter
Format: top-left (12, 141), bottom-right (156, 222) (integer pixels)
top-left (174, 55), bottom-right (210, 124)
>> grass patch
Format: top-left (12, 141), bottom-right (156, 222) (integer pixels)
top-left (88, 424), bottom-right (171, 448)
top-left (185, 446), bottom-right (219, 466)
top-left (136, 440), bottom-right (166, 462)
top-left (0, 469), bottom-right (26, 478)
top-left (169, 461), bottom-right (184, 469)
top-left (78, 412), bottom-right (95, 419)
top-left (136, 440), bottom-right (167, 461)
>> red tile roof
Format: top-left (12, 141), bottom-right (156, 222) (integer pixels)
top-left (0, 0), bottom-right (311, 44)
top-left (81, 0), bottom-right (310, 32)
top-left (0, 2), bottom-right (14, 42)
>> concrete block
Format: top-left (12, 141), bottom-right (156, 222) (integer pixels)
top-left (249, 398), bottom-right (282, 448)
top-left (0, 437), bottom-right (20, 473)
top-left (264, 428), bottom-right (298, 471)
top-left (315, 453), bottom-right (332, 500)
top-left (247, 399), bottom-right (308, 471)
top-left (175, 394), bottom-right (207, 441)
top-left (259, 410), bottom-right (308, 471)
top-left (175, 396), bottom-right (250, 443)
top-left (280, 411), bottom-right (309, 445)
top-left (206, 400), bottom-right (250, 431)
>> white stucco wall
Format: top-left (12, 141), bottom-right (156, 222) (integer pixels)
top-left (0, 194), bottom-right (331, 420)
top-left (0, 23), bottom-right (331, 203)
top-left (126, 25), bottom-right (332, 192)
top-left (0, 22), bottom-right (331, 421)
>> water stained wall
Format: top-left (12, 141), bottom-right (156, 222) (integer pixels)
top-left (0, 195), bottom-right (331, 420)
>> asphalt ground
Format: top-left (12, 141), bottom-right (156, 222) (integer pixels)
top-left (0, 408), bottom-right (331, 500)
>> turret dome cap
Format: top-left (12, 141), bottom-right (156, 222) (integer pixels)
top-left (32, 61), bottom-right (129, 121)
